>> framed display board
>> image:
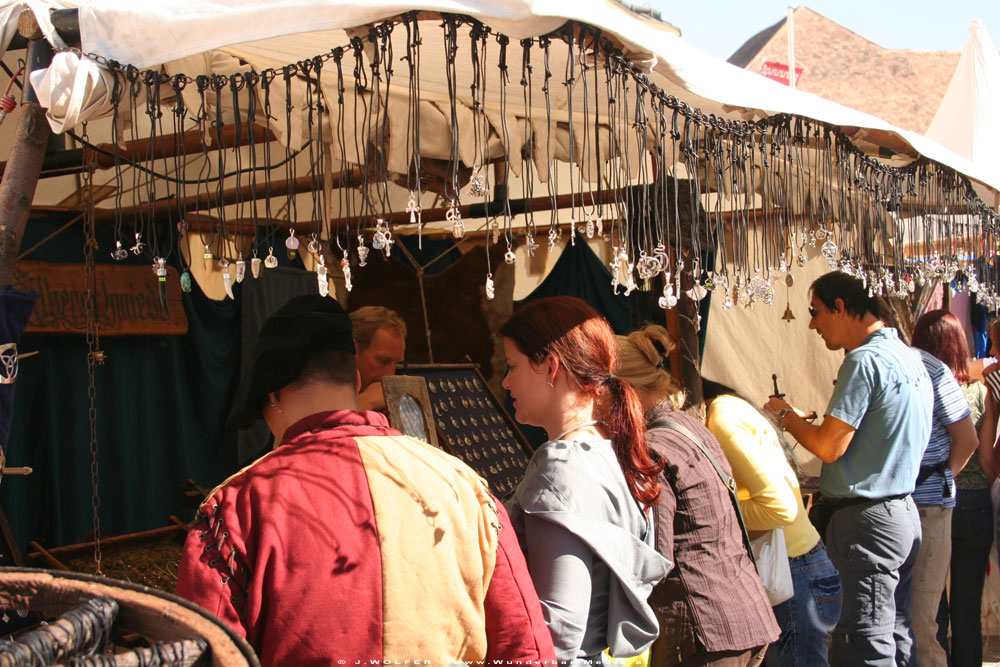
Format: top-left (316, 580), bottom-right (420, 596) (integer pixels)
top-left (381, 375), bottom-right (439, 448)
top-left (391, 363), bottom-right (533, 498)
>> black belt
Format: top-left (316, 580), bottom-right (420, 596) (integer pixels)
top-left (790, 540), bottom-right (825, 561)
top-left (831, 493), bottom-right (909, 512)
top-left (915, 461), bottom-right (952, 498)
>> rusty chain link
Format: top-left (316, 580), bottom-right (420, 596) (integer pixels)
top-left (81, 122), bottom-right (104, 575)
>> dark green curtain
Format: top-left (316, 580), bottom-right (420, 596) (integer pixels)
top-left (515, 231), bottom-right (652, 335)
top-left (394, 235), bottom-right (462, 275)
top-left (1, 216), bottom-right (243, 553)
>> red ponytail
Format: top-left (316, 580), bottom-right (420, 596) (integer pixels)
top-left (501, 296), bottom-right (663, 508)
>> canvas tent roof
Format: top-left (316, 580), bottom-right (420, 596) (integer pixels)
top-left (925, 18), bottom-right (1000, 206)
top-left (1, 0), bottom-right (996, 394)
top-left (3, 0), bottom-right (999, 195)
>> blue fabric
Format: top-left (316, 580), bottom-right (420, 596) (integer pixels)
top-left (822, 328), bottom-right (933, 499)
top-left (766, 543), bottom-right (842, 667)
top-left (826, 496), bottom-right (922, 667)
top-left (0, 289), bottom-right (37, 455)
top-left (393, 234), bottom-right (462, 275)
top-left (0, 215), bottom-right (242, 552)
top-left (913, 350), bottom-right (970, 507)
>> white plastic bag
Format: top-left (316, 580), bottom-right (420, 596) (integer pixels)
top-left (750, 527), bottom-right (794, 606)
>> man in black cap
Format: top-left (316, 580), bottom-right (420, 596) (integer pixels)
top-left (176, 295), bottom-right (555, 666)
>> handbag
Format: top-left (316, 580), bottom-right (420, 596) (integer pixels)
top-left (749, 527), bottom-right (794, 606)
top-left (649, 418), bottom-right (794, 607)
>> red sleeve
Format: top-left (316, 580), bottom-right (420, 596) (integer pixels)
top-left (175, 505), bottom-right (248, 640)
top-left (483, 502), bottom-right (557, 663)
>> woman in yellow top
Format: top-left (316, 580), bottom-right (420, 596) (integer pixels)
top-left (702, 378), bottom-right (842, 667)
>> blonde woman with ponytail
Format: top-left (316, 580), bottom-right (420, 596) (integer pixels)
top-left (617, 325), bottom-right (778, 667)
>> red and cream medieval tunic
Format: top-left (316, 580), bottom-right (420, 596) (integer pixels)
top-left (177, 410), bottom-right (555, 665)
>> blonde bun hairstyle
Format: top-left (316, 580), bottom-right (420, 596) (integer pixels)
top-left (615, 324), bottom-right (684, 411)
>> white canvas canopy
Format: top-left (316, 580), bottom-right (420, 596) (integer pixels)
top-left (926, 18), bottom-right (1000, 206)
top-left (0, 0), bottom-right (997, 421)
top-left (3, 0), bottom-right (998, 192)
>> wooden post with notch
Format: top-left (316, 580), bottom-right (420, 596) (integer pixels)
top-left (0, 11), bottom-right (53, 287)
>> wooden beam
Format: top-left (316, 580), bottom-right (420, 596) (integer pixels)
top-left (84, 123), bottom-right (276, 170)
top-left (0, 124), bottom-right (277, 180)
top-left (93, 168), bottom-right (364, 223)
top-left (0, 33), bottom-right (53, 287)
top-left (324, 187), bottom-right (613, 228)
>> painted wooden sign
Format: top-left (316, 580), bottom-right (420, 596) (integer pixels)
top-left (13, 261), bottom-right (188, 336)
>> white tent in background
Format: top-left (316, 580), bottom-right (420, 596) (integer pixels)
top-left (899, 20), bottom-right (1000, 350)
top-left (704, 20), bottom-right (1000, 474)
top-left (925, 18), bottom-right (1000, 207)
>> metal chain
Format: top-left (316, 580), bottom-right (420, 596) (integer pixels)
top-left (81, 122), bottom-right (105, 575)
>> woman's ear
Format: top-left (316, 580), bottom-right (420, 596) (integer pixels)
top-left (545, 353), bottom-right (561, 385)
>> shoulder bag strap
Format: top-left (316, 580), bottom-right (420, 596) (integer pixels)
top-left (648, 418), bottom-right (756, 565)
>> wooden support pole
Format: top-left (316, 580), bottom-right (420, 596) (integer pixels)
top-left (0, 18), bottom-right (53, 287)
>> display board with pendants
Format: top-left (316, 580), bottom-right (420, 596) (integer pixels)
top-left (385, 363), bottom-right (533, 498)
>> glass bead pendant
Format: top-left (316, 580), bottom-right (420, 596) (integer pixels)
top-left (285, 229), bottom-right (299, 260)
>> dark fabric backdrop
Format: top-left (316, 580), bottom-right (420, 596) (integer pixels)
top-left (515, 230), bottom-right (655, 334)
top-left (0, 216), bottom-right (278, 552)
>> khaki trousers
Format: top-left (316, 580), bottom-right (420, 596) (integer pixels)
top-left (912, 504), bottom-right (953, 667)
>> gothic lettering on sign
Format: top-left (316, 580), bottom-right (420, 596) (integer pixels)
top-left (13, 261), bottom-right (188, 336)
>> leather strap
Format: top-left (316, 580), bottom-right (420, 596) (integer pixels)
top-left (649, 418), bottom-right (756, 565)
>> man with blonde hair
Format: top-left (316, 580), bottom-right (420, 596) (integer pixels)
top-left (349, 306), bottom-right (407, 410)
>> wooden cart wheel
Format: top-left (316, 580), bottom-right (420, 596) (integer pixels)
top-left (0, 567), bottom-right (258, 666)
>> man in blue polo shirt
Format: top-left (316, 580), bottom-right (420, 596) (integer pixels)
top-left (766, 271), bottom-right (933, 666)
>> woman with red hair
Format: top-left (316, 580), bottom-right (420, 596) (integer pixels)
top-left (500, 296), bottom-right (671, 663)
top-left (914, 309), bottom-right (993, 666)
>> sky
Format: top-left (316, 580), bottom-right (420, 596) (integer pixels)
top-left (644, 0), bottom-right (1000, 62)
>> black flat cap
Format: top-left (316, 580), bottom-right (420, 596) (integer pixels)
top-left (228, 294), bottom-right (355, 430)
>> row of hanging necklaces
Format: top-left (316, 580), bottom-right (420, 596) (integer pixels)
top-left (73, 13), bottom-right (1000, 312)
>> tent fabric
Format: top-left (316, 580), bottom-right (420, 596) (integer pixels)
top-left (700, 241), bottom-right (845, 477)
top-left (0, 0), bottom-right (69, 54)
top-left (58, 0), bottom-right (997, 193)
top-left (925, 19), bottom-right (1000, 205)
top-left (1, 0), bottom-right (994, 195)
top-left (516, 230), bottom-right (646, 336)
top-left (28, 50), bottom-right (116, 133)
